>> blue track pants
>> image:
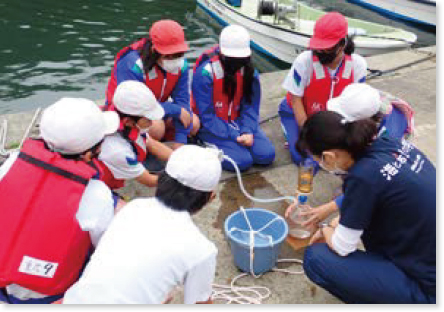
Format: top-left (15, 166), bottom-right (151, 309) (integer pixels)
top-left (303, 243), bottom-right (435, 304)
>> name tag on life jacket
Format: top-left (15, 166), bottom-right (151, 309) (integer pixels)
top-left (18, 256), bottom-right (59, 278)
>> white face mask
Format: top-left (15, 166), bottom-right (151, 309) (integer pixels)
top-left (161, 57), bottom-right (184, 73)
top-left (319, 154), bottom-right (348, 176)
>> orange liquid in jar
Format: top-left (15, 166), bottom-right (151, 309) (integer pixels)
top-left (298, 172), bottom-right (313, 194)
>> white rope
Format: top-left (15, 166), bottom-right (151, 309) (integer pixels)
top-left (211, 259), bottom-right (304, 304)
top-left (19, 107), bottom-right (42, 149)
top-left (0, 119), bottom-right (7, 156)
top-left (0, 108), bottom-right (41, 156)
top-left (273, 259), bottom-right (304, 275)
top-left (212, 273), bottom-right (271, 304)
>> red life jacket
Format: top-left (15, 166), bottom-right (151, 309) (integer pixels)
top-left (106, 38), bottom-right (181, 108)
top-left (191, 46), bottom-right (243, 122)
top-left (96, 120), bottom-right (147, 190)
top-left (286, 54), bottom-right (354, 117)
top-left (0, 139), bottom-right (97, 296)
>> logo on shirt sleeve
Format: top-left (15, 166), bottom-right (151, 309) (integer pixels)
top-left (293, 69), bottom-right (301, 86)
top-left (125, 156), bottom-right (138, 166)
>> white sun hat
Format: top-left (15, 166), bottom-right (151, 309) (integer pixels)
top-left (113, 80), bottom-right (165, 120)
top-left (219, 25), bottom-right (251, 58)
top-left (327, 83), bottom-right (382, 122)
top-left (40, 97), bottom-right (119, 155)
top-left (166, 145), bottom-right (222, 192)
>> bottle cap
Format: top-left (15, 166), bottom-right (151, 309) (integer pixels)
top-left (299, 195), bottom-right (308, 204)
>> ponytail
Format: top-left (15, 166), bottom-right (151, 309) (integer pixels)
top-left (343, 35), bottom-right (355, 55)
top-left (296, 111), bottom-right (377, 160)
top-left (138, 38), bottom-right (161, 75)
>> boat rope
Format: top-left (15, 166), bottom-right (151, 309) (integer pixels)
top-left (0, 108), bottom-right (41, 157)
top-left (353, 33), bottom-right (416, 44)
top-left (211, 153), bottom-right (304, 304)
top-left (367, 53), bottom-right (436, 80)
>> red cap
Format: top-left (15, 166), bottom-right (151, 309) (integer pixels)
top-left (309, 12), bottom-right (348, 50)
top-left (149, 20), bottom-right (189, 55)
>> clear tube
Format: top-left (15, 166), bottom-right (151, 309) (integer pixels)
top-left (223, 155), bottom-right (296, 204)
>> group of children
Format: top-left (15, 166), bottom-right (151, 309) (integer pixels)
top-left (0, 13), bottom-right (435, 304)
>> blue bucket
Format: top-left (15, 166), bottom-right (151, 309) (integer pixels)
top-left (224, 208), bottom-right (288, 275)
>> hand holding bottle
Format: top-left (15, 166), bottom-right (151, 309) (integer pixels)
top-left (299, 201), bottom-right (339, 231)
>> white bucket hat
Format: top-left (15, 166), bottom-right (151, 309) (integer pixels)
top-left (220, 25), bottom-right (251, 58)
top-left (40, 98), bottom-right (119, 155)
top-left (327, 83), bottom-right (382, 122)
top-left (166, 145), bottom-right (222, 192)
top-left (113, 80), bottom-right (165, 120)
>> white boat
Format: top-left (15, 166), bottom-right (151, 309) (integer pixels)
top-left (196, 0), bottom-right (418, 64)
top-left (348, 0), bottom-right (436, 28)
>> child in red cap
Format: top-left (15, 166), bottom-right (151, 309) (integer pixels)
top-left (279, 12), bottom-right (367, 168)
top-left (105, 20), bottom-right (200, 151)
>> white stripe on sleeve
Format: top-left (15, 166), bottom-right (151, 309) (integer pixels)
top-left (331, 224), bottom-right (363, 256)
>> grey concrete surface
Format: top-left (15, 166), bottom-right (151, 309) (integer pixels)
top-left (0, 46), bottom-right (436, 304)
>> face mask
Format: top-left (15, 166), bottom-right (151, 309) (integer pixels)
top-left (222, 56), bottom-right (249, 75)
top-left (319, 154), bottom-right (348, 176)
top-left (161, 57), bottom-right (184, 73)
top-left (313, 49), bottom-right (338, 65)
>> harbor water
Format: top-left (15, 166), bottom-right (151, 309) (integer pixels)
top-left (0, 0), bottom-right (436, 114)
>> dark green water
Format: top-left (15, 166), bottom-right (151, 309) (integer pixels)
top-left (0, 0), bottom-right (435, 114)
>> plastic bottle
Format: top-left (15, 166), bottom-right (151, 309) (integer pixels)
top-left (288, 195), bottom-right (311, 239)
top-left (298, 159), bottom-right (314, 194)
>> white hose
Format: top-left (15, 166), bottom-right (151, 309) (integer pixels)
top-left (222, 154), bottom-right (296, 203)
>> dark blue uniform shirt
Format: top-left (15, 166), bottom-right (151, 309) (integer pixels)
top-left (340, 135), bottom-right (436, 296)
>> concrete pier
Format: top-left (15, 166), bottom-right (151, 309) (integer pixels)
top-left (0, 46), bottom-right (436, 303)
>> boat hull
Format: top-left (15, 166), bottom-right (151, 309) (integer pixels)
top-left (348, 0), bottom-right (436, 27)
top-left (197, 0), bottom-right (415, 65)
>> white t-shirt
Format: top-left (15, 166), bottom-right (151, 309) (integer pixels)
top-left (63, 198), bottom-right (218, 304)
top-left (282, 51), bottom-right (368, 97)
top-left (98, 133), bottom-right (146, 180)
top-left (0, 152), bottom-right (115, 300)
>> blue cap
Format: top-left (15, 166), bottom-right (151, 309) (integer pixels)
top-left (299, 195), bottom-right (308, 204)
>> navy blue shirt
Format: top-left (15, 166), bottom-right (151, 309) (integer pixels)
top-left (340, 135), bottom-right (436, 296)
